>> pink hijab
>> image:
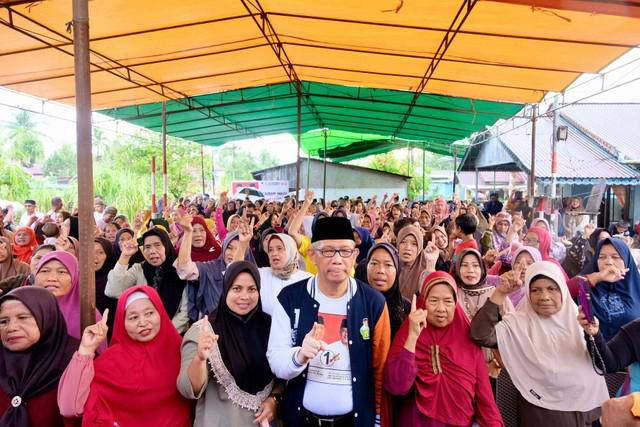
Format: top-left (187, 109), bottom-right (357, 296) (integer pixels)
top-left (35, 251), bottom-right (107, 353)
top-left (527, 227), bottom-right (569, 280)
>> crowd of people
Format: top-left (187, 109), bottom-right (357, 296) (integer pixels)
top-left (0, 189), bottom-right (639, 427)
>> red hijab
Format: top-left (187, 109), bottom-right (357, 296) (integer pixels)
top-left (383, 271), bottom-right (502, 427)
top-left (82, 286), bottom-right (193, 426)
top-left (180, 216), bottom-right (222, 262)
top-left (528, 226), bottom-right (569, 280)
top-left (11, 227), bottom-right (37, 264)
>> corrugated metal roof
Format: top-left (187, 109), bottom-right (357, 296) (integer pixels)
top-left (483, 115), bottom-right (640, 184)
top-left (558, 103), bottom-right (640, 162)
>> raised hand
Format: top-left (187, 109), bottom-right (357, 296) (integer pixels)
top-left (121, 239), bottom-right (139, 258)
top-left (79, 309), bottom-right (109, 355)
top-left (219, 191), bottom-right (228, 209)
top-left (577, 305), bottom-right (599, 336)
top-left (483, 249), bottom-right (500, 265)
top-left (408, 295), bottom-right (427, 338)
top-left (487, 214), bottom-right (495, 230)
top-left (133, 213), bottom-right (143, 231)
top-left (178, 211), bottom-right (194, 232)
top-left (55, 230), bottom-right (73, 253)
top-left (497, 263), bottom-right (524, 295)
top-left (561, 236), bottom-right (573, 247)
top-left (424, 237), bottom-right (440, 263)
top-left (304, 190), bottom-right (315, 206)
top-left (297, 322), bottom-right (327, 365)
top-left (169, 229), bottom-right (180, 247)
top-left (238, 217), bottom-right (255, 244)
top-left (196, 330), bottom-right (219, 362)
top-left (583, 221), bottom-right (596, 239)
top-left (512, 218), bottom-right (525, 233)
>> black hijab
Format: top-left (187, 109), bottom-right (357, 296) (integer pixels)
top-left (222, 205), bottom-right (237, 228)
top-left (68, 216), bottom-right (79, 240)
top-left (254, 228), bottom-right (277, 268)
top-left (114, 228), bottom-right (145, 267)
top-left (209, 261), bottom-right (272, 395)
top-left (588, 228), bottom-right (610, 252)
top-left (365, 243), bottom-right (408, 339)
top-left (94, 237), bottom-right (118, 339)
top-left (140, 228), bottom-right (186, 319)
top-left (0, 287), bottom-right (79, 427)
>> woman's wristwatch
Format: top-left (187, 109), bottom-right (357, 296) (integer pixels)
top-left (269, 393), bottom-right (283, 406)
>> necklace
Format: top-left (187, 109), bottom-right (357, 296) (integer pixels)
top-left (461, 287), bottom-right (491, 320)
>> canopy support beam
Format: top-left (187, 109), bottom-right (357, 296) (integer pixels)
top-left (530, 104), bottom-right (537, 199)
top-left (0, 5), bottom-right (257, 139)
top-left (162, 102), bottom-right (168, 209)
top-left (394, 0), bottom-right (478, 137)
top-left (323, 130), bottom-right (328, 203)
top-left (73, 0), bottom-right (96, 331)
top-left (422, 148), bottom-right (426, 201)
top-left (239, 0), bottom-right (325, 129)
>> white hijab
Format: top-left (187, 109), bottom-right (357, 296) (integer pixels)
top-left (496, 261), bottom-right (609, 412)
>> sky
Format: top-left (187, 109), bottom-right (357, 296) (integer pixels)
top-left (0, 47), bottom-right (639, 164)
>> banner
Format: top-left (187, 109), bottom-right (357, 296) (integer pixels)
top-left (260, 181), bottom-right (289, 201)
top-left (230, 180), bottom-right (289, 201)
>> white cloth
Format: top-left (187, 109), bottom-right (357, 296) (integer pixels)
top-left (302, 280), bottom-right (353, 416)
top-left (19, 211), bottom-right (42, 228)
top-left (302, 216), bottom-right (314, 238)
top-left (495, 261), bottom-right (609, 412)
top-left (258, 268), bottom-right (313, 316)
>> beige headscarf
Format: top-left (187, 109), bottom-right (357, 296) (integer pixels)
top-left (396, 226), bottom-right (429, 299)
top-left (0, 236), bottom-right (30, 281)
top-left (496, 261), bottom-right (609, 412)
top-left (263, 233), bottom-right (299, 280)
top-left (469, 203), bottom-right (488, 233)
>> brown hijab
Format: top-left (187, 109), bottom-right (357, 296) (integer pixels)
top-left (396, 226), bottom-right (429, 299)
top-left (0, 236), bottom-right (30, 281)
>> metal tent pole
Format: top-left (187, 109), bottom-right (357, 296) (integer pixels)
top-left (162, 102), bottom-right (168, 209)
top-left (201, 144), bottom-right (206, 195)
top-left (307, 154), bottom-right (310, 190)
top-left (296, 81), bottom-right (302, 201)
top-left (323, 130), bottom-right (327, 203)
top-left (422, 148), bottom-right (426, 201)
top-left (530, 104), bottom-right (537, 198)
top-left (475, 168), bottom-right (479, 203)
top-left (73, 0), bottom-right (96, 330)
top-left (151, 156), bottom-right (157, 215)
top-left (453, 145), bottom-right (458, 195)
top-left (550, 96), bottom-right (559, 236)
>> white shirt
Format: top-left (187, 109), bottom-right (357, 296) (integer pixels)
top-left (301, 281), bottom-right (353, 416)
top-left (19, 211), bottom-right (43, 228)
top-left (258, 267), bottom-right (313, 316)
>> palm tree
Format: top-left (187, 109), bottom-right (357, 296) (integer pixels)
top-left (92, 127), bottom-right (110, 160)
top-left (6, 110), bottom-right (45, 167)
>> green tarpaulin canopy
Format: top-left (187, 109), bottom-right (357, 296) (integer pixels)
top-left (98, 81), bottom-right (523, 161)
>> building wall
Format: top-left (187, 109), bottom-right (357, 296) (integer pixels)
top-left (257, 160), bottom-right (408, 201)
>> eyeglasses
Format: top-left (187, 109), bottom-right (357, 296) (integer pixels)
top-left (315, 248), bottom-right (356, 258)
top-left (523, 238), bottom-right (540, 245)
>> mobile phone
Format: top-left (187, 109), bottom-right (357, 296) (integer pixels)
top-left (578, 278), bottom-right (595, 324)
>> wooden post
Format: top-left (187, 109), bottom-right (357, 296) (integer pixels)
top-left (73, 0), bottom-right (96, 330)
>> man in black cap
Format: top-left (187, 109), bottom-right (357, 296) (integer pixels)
top-left (268, 216), bottom-right (391, 427)
top-left (18, 199), bottom-right (43, 228)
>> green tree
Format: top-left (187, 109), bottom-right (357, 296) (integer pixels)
top-left (6, 110), bottom-right (45, 167)
top-left (214, 144), bottom-right (280, 190)
top-left (363, 151), bottom-right (433, 200)
top-left (43, 144), bottom-right (77, 178)
top-left (92, 127), bottom-right (110, 160)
